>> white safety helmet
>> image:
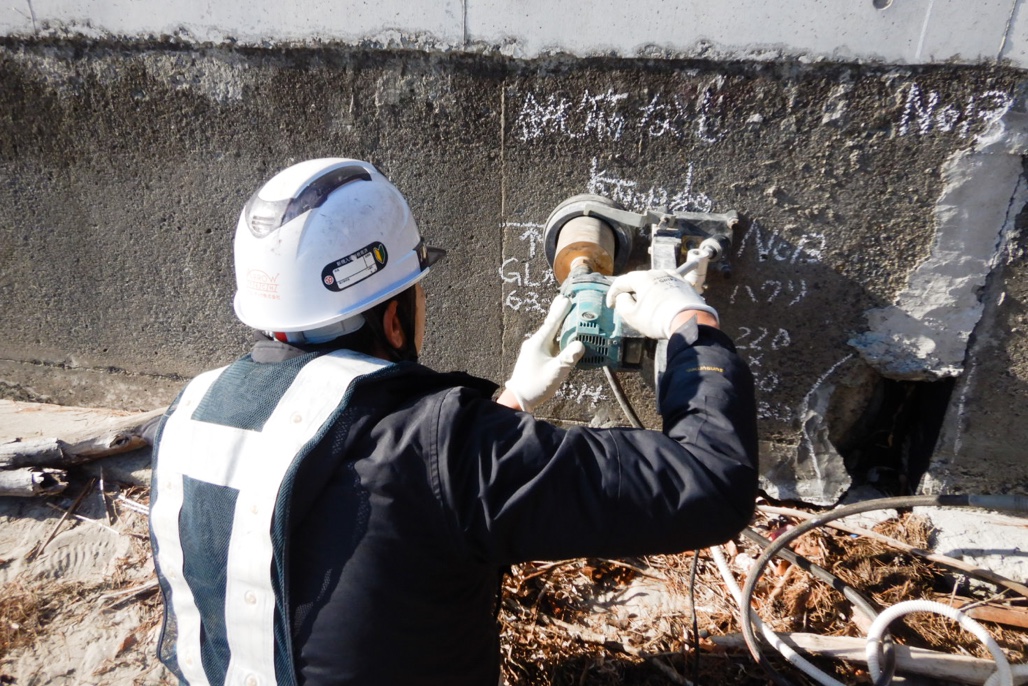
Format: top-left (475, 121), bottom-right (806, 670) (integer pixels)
top-left (233, 158), bottom-right (444, 343)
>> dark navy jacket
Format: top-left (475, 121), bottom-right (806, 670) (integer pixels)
top-left (153, 321), bottom-right (758, 686)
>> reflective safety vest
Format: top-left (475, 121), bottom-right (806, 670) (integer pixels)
top-left (150, 349), bottom-right (392, 686)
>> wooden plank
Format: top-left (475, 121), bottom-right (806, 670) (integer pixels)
top-left (0, 405), bottom-right (165, 469)
top-left (0, 467), bottom-right (68, 497)
top-left (935, 596), bottom-right (1028, 630)
top-left (712, 632), bottom-right (1000, 685)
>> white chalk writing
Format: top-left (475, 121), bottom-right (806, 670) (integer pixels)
top-left (898, 84), bottom-right (1013, 137)
top-left (736, 327), bottom-right (793, 354)
top-left (758, 401), bottom-right (792, 422)
top-left (553, 380), bottom-right (609, 405)
top-left (515, 89), bottom-right (630, 142)
top-left (735, 221), bottom-right (825, 264)
top-left (735, 324), bottom-right (795, 421)
top-left (696, 79), bottom-right (726, 143)
top-left (638, 93), bottom-right (683, 138)
top-left (588, 158), bottom-right (714, 213)
top-left (730, 280), bottom-right (808, 307)
top-left (799, 354), bottom-right (854, 458)
top-left (514, 93), bottom-right (576, 141)
top-left (500, 221), bottom-right (556, 315)
top-left (513, 80), bottom-right (727, 144)
top-left (583, 89), bottom-right (629, 140)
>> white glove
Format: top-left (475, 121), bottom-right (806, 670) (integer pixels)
top-left (605, 269), bottom-right (719, 340)
top-left (504, 295), bottom-right (586, 412)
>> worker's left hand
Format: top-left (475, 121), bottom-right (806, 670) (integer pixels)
top-left (504, 295), bottom-right (586, 412)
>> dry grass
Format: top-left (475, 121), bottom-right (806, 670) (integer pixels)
top-left (0, 482), bottom-right (167, 684)
top-left (5, 485), bottom-right (1025, 686)
top-left (499, 511), bottom-right (1028, 685)
top-left (0, 579), bottom-right (100, 659)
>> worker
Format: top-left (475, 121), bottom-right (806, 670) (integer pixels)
top-left (148, 158), bottom-right (759, 686)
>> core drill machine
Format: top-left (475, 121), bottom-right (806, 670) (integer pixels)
top-left (541, 194), bottom-right (739, 392)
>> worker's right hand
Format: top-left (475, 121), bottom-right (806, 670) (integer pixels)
top-left (504, 295), bottom-right (586, 412)
top-left (606, 269), bottom-right (719, 339)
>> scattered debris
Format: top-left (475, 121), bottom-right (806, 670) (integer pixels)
top-left (1, 425), bottom-right (1026, 686)
top-left (25, 478), bottom-right (96, 562)
top-left (0, 467), bottom-right (67, 498)
top-left (499, 510), bottom-right (1028, 686)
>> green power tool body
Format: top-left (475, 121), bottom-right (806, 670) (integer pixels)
top-left (557, 268), bottom-right (636, 370)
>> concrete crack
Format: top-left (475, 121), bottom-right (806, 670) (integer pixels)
top-left (499, 80), bottom-right (508, 361)
top-left (462, 0), bottom-right (468, 49)
top-left (915, 0), bottom-right (935, 61)
top-left (25, 0), bottom-right (37, 34)
top-left (998, 0), bottom-right (1022, 60)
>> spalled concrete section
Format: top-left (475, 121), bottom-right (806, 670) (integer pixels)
top-left (760, 356), bottom-right (856, 506)
top-left (851, 110), bottom-right (1028, 380)
top-left (922, 161), bottom-right (1028, 496)
top-left (0, 41), bottom-right (1026, 503)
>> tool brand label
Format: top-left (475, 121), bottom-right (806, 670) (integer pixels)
top-left (322, 242), bottom-right (388, 292)
top-left (245, 270), bottom-right (281, 300)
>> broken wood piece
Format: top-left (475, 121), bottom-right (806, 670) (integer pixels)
top-left (0, 467), bottom-right (68, 497)
top-left (712, 632), bottom-right (1001, 685)
top-left (100, 578), bottom-right (160, 603)
top-left (42, 502), bottom-right (147, 539)
top-left (26, 478), bottom-right (96, 561)
top-left (115, 493), bottom-right (150, 516)
top-left (0, 407), bottom-right (165, 470)
top-left (936, 595), bottom-right (1028, 630)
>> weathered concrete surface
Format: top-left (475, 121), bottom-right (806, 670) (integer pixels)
top-left (0, 40), bottom-right (1026, 503)
top-left (916, 507), bottom-right (1028, 584)
top-left (3, 1), bottom-right (1028, 69)
top-left (851, 110), bottom-right (1028, 380)
top-left (923, 171), bottom-right (1028, 496)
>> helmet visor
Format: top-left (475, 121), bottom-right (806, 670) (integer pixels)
top-left (417, 241), bottom-right (446, 271)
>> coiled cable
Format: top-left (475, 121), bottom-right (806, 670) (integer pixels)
top-left (739, 494), bottom-right (1028, 686)
top-left (865, 600), bottom-right (1012, 686)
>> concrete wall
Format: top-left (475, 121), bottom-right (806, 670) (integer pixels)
top-left (2, 1), bottom-right (1028, 69)
top-left (1, 14), bottom-right (1026, 504)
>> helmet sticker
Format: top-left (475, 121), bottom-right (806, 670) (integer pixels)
top-left (322, 242), bottom-right (389, 292)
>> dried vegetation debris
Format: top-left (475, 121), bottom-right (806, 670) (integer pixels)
top-left (3, 484), bottom-right (1027, 686)
top-left (499, 511), bottom-right (1028, 686)
top-left (0, 483), bottom-right (169, 685)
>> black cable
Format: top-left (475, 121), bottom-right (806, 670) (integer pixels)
top-left (742, 527), bottom-right (897, 686)
top-left (603, 366), bottom-right (644, 428)
top-left (689, 549), bottom-right (701, 685)
top-left (739, 494), bottom-right (1028, 686)
top-left (742, 528), bottom-right (882, 628)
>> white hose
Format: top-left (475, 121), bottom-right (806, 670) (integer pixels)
top-left (711, 546), bottom-right (848, 686)
top-left (865, 600), bottom-right (1012, 686)
top-left (985, 664), bottom-right (1028, 686)
top-left (675, 244), bottom-right (716, 277)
